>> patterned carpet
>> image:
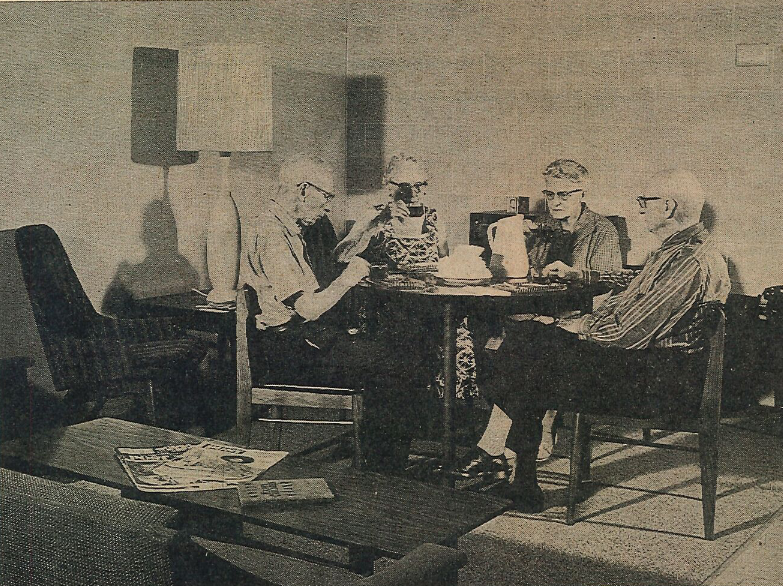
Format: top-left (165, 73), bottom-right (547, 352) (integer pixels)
top-left (458, 420), bottom-right (783, 586)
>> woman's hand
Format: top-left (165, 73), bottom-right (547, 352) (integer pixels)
top-left (542, 260), bottom-right (579, 280)
top-left (375, 199), bottom-right (410, 224)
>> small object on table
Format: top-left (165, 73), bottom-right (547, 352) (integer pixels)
top-left (437, 245), bottom-right (492, 286)
top-left (115, 441), bottom-right (287, 492)
top-left (435, 276), bottom-right (492, 287)
top-left (373, 273), bottom-right (431, 290)
top-left (493, 280), bottom-right (568, 293)
top-left (396, 261), bottom-right (439, 276)
top-left (237, 478), bottom-right (335, 509)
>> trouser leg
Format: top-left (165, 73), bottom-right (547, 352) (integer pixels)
top-left (477, 321), bottom-right (589, 489)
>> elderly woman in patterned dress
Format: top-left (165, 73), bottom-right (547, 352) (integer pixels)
top-left (335, 154), bottom-right (480, 407)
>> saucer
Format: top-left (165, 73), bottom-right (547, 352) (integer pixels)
top-left (436, 276), bottom-right (492, 287)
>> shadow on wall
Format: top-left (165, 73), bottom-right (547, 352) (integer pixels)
top-left (346, 75), bottom-right (385, 194)
top-left (701, 201), bottom-right (716, 231)
top-left (102, 197), bottom-right (198, 315)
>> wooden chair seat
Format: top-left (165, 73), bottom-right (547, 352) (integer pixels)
top-left (236, 287), bottom-right (364, 467)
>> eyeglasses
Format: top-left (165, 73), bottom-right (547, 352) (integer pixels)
top-left (542, 189), bottom-right (583, 202)
top-left (389, 180), bottom-right (428, 191)
top-left (636, 196), bottom-right (662, 209)
top-left (298, 182), bottom-right (336, 202)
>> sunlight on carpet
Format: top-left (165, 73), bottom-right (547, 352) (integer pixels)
top-left (458, 424), bottom-right (783, 586)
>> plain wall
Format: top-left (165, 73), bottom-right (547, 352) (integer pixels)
top-left (2, 0), bottom-right (781, 301)
top-left (346, 0), bottom-right (783, 295)
top-left (0, 0), bottom-right (347, 308)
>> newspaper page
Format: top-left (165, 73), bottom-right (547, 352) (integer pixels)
top-left (116, 441), bottom-right (287, 492)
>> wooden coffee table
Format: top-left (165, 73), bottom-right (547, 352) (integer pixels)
top-left (0, 418), bottom-right (508, 574)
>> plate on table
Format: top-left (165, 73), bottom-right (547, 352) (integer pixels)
top-left (436, 276), bottom-right (492, 287)
top-left (397, 262), bottom-right (439, 275)
top-left (375, 273), bottom-right (430, 290)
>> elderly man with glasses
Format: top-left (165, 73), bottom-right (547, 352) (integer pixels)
top-left (475, 169), bottom-right (730, 512)
top-left (240, 155), bottom-right (433, 473)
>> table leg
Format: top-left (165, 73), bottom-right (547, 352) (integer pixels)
top-left (442, 301), bottom-right (457, 488)
top-left (348, 544), bottom-right (375, 576)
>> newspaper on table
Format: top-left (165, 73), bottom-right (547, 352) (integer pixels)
top-left (115, 441), bottom-right (287, 492)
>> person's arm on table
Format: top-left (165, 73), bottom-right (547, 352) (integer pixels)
top-left (574, 254), bottom-right (704, 349)
top-left (543, 260), bottom-right (640, 291)
top-left (293, 257), bottom-right (370, 322)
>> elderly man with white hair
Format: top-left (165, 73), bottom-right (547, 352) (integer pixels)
top-left (240, 155), bottom-right (433, 473)
top-left (478, 169), bottom-right (731, 512)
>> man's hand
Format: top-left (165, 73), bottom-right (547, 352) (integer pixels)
top-left (255, 301), bottom-right (295, 330)
top-left (556, 315), bottom-right (587, 334)
top-left (342, 256), bottom-right (371, 285)
top-left (542, 260), bottom-right (579, 280)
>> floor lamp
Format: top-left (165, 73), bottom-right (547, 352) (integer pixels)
top-left (177, 44), bottom-right (273, 304)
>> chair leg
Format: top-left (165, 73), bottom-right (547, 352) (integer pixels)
top-left (270, 406), bottom-right (283, 451)
top-left (147, 380), bottom-right (157, 425)
top-left (568, 413), bottom-right (590, 525)
top-left (352, 394), bottom-right (364, 469)
top-left (699, 430), bottom-right (719, 540)
top-left (579, 422), bottom-right (592, 483)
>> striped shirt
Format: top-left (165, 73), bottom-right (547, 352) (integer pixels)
top-left (576, 223), bottom-right (730, 350)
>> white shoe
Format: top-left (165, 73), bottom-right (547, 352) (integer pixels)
top-left (536, 429), bottom-right (556, 463)
top-left (504, 448), bottom-right (517, 484)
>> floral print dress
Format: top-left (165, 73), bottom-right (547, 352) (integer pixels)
top-left (364, 208), bottom-right (479, 400)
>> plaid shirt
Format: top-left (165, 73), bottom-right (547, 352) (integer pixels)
top-left (576, 223), bottom-right (730, 350)
top-left (528, 205), bottom-right (622, 272)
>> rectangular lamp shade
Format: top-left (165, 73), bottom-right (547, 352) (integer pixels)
top-left (177, 44), bottom-right (273, 152)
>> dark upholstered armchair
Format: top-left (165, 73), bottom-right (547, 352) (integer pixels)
top-left (0, 224), bottom-right (207, 423)
top-left (0, 467), bottom-right (183, 586)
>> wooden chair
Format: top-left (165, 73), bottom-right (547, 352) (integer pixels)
top-left (566, 303), bottom-right (726, 540)
top-left (236, 287), bottom-right (364, 467)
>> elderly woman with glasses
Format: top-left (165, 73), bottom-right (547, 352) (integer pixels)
top-left (461, 159), bottom-right (624, 480)
top-left (335, 154), bottom-right (448, 266)
top-left (336, 154), bottom-right (484, 409)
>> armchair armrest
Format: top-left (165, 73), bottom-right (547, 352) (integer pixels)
top-left (190, 539), bottom-right (467, 586)
top-left (361, 544), bottom-right (467, 586)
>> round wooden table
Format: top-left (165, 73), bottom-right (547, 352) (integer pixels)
top-left (362, 276), bottom-right (594, 486)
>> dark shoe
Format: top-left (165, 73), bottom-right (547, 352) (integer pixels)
top-left (494, 482), bottom-right (546, 514)
top-left (456, 448), bottom-right (511, 480)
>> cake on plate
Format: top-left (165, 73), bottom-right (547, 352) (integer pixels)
top-left (437, 245), bottom-right (492, 281)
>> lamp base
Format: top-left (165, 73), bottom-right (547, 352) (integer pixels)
top-left (206, 288), bottom-right (238, 305)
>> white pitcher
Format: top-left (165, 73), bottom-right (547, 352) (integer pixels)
top-left (487, 215), bottom-right (530, 279)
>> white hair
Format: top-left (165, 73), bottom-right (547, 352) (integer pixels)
top-left (274, 155), bottom-right (335, 209)
top-left (648, 169), bottom-right (705, 226)
top-left (382, 154), bottom-right (428, 186)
